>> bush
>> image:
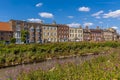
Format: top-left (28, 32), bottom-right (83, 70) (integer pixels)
top-left (10, 38), bottom-right (16, 43)
top-left (0, 41), bottom-right (119, 68)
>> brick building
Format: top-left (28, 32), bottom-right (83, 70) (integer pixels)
top-left (57, 24), bottom-right (69, 42)
top-left (90, 27), bottom-right (103, 41)
top-left (9, 20), bottom-right (42, 44)
top-left (0, 19), bottom-right (119, 44)
top-left (83, 26), bottom-right (91, 41)
top-left (0, 22), bottom-right (13, 43)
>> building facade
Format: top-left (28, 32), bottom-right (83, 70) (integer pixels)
top-left (90, 27), bottom-right (103, 41)
top-left (103, 28), bottom-right (117, 41)
top-left (108, 28), bottom-right (117, 41)
top-left (103, 29), bottom-right (113, 41)
top-left (0, 22), bottom-right (13, 42)
top-left (9, 20), bottom-right (42, 44)
top-left (9, 20), bottom-right (25, 44)
top-left (28, 23), bottom-right (42, 43)
top-left (83, 26), bottom-right (91, 41)
top-left (0, 19), bottom-right (119, 44)
top-left (57, 24), bottom-right (69, 42)
top-left (69, 26), bottom-right (83, 41)
top-left (42, 24), bottom-right (57, 43)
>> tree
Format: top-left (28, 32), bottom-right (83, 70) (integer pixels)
top-left (21, 30), bottom-right (29, 43)
top-left (10, 38), bottom-right (16, 43)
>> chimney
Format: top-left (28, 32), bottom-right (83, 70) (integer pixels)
top-left (96, 26), bottom-right (99, 29)
top-left (52, 20), bottom-right (56, 25)
top-left (40, 20), bottom-right (43, 24)
top-left (79, 25), bottom-right (82, 29)
top-left (85, 26), bottom-right (88, 29)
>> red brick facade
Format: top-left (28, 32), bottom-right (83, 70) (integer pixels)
top-left (57, 24), bottom-right (69, 42)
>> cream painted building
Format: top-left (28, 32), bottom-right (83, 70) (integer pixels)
top-left (108, 28), bottom-right (117, 41)
top-left (103, 28), bottom-right (117, 41)
top-left (42, 24), bottom-right (57, 43)
top-left (69, 27), bottom-right (83, 41)
top-left (103, 30), bottom-right (113, 41)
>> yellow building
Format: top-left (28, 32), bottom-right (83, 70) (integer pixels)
top-left (69, 26), bottom-right (83, 42)
top-left (42, 24), bottom-right (57, 43)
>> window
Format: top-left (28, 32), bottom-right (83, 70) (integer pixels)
top-left (44, 32), bottom-right (47, 36)
top-left (72, 30), bottom-right (74, 33)
top-left (0, 32), bottom-right (3, 35)
top-left (16, 25), bottom-right (21, 31)
top-left (31, 33), bottom-right (35, 37)
top-left (30, 27), bottom-right (34, 32)
top-left (44, 27), bottom-right (46, 30)
top-left (47, 27), bottom-right (49, 30)
top-left (47, 32), bottom-right (50, 36)
top-left (37, 29), bottom-right (40, 32)
top-left (54, 38), bottom-right (56, 41)
top-left (48, 38), bottom-right (51, 41)
top-left (36, 27), bottom-right (40, 32)
top-left (54, 27), bottom-right (56, 30)
top-left (75, 30), bottom-right (77, 33)
top-left (70, 34), bottom-right (71, 37)
top-left (78, 30), bottom-right (82, 33)
top-left (54, 33), bottom-right (56, 36)
top-left (51, 27), bottom-right (53, 30)
top-left (51, 38), bottom-right (53, 41)
top-left (37, 34), bottom-right (40, 37)
top-left (51, 33), bottom-right (53, 36)
top-left (72, 34), bottom-right (74, 37)
top-left (78, 34), bottom-right (80, 37)
top-left (0, 37), bottom-right (3, 40)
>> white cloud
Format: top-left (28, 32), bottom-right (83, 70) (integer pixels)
top-left (67, 22), bottom-right (81, 27)
top-left (36, 3), bottom-right (43, 7)
top-left (111, 26), bottom-right (118, 29)
top-left (27, 18), bottom-right (42, 23)
top-left (111, 26), bottom-right (120, 34)
top-left (83, 22), bottom-right (93, 26)
top-left (68, 16), bottom-right (74, 19)
top-left (103, 10), bottom-right (120, 18)
top-left (92, 10), bottom-right (104, 19)
top-left (39, 12), bottom-right (54, 18)
top-left (99, 21), bottom-right (103, 24)
top-left (78, 7), bottom-right (90, 12)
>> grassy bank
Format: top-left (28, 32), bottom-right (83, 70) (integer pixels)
top-left (17, 49), bottom-right (120, 80)
top-left (0, 41), bottom-right (119, 68)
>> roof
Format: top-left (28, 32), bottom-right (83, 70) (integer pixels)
top-left (90, 29), bottom-right (102, 33)
top-left (83, 29), bottom-right (90, 32)
top-left (41, 24), bottom-right (58, 27)
top-left (0, 22), bottom-right (12, 31)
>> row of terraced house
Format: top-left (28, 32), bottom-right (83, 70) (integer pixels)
top-left (0, 19), bottom-right (119, 44)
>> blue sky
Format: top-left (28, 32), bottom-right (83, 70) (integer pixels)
top-left (0, 0), bottom-right (120, 31)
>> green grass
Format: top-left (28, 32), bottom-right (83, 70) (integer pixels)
top-left (17, 49), bottom-right (120, 80)
top-left (0, 41), bottom-right (120, 68)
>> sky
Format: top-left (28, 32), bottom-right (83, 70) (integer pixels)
top-left (0, 0), bottom-right (120, 31)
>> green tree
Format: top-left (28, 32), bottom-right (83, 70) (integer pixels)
top-left (21, 30), bottom-right (29, 43)
top-left (10, 38), bottom-right (16, 43)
